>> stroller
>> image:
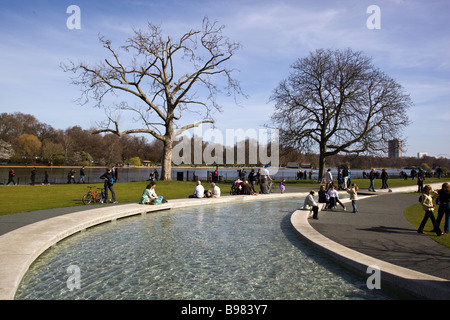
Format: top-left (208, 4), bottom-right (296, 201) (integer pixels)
top-left (230, 179), bottom-right (244, 195)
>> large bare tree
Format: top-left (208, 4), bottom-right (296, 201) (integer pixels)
top-left (63, 17), bottom-right (243, 180)
top-left (270, 48), bottom-right (412, 179)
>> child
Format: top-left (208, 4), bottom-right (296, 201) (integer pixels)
top-left (346, 184), bottom-right (359, 213)
top-left (279, 179), bottom-right (286, 194)
top-left (418, 184), bottom-right (442, 236)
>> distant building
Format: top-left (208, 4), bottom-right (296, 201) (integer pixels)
top-left (418, 152), bottom-right (428, 159)
top-left (388, 139), bottom-right (402, 158)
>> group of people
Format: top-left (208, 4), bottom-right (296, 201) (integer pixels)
top-left (5, 166), bottom-right (118, 186)
top-left (303, 183), bottom-right (359, 220)
top-left (417, 183), bottom-right (450, 236)
top-left (323, 168), bottom-right (353, 190)
top-left (139, 180), bottom-right (222, 205)
top-left (6, 167), bottom-right (50, 186)
top-left (139, 168), bottom-right (277, 205)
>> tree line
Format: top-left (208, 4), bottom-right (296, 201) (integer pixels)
top-left (1, 112), bottom-right (448, 174)
top-left (0, 112), bottom-right (163, 166)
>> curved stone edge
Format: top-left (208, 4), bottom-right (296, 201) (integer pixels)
top-left (0, 192), bottom-right (308, 300)
top-left (290, 209), bottom-right (450, 300)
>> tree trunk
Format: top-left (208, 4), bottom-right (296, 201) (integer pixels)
top-left (161, 138), bottom-right (173, 181)
top-left (318, 143), bottom-right (327, 181)
top-left (318, 155), bottom-right (326, 182)
top-left (160, 120), bottom-right (174, 181)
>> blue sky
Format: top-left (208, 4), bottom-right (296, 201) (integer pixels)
top-left (0, 0), bottom-right (449, 158)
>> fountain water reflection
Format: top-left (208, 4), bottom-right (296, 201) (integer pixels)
top-left (15, 198), bottom-right (398, 300)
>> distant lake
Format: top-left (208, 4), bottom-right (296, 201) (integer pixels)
top-left (0, 166), bottom-right (407, 185)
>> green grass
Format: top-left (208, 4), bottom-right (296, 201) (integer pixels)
top-left (284, 177), bottom-right (446, 189)
top-left (0, 180), bottom-right (232, 216)
top-left (404, 203), bottom-right (450, 249)
top-left (1, 177), bottom-right (447, 216)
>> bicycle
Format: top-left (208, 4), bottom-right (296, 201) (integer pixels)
top-left (268, 180), bottom-right (276, 193)
top-left (82, 186), bottom-right (106, 205)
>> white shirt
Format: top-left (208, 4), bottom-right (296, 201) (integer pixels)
top-left (327, 189), bottom-right (338, 198)
top-left (304, 194), bottom-right (318, 209)
top-left (149, 187), bottom-right (157, 199)
top-left (325, 171), bottom-right (333, 183)
top-left (212, 186), bottom-right (221, 197)
top-left (193, 185), bottom-right (205, 198)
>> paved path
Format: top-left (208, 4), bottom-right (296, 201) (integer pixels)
top-left (309, 192), bottom-right (450, 281)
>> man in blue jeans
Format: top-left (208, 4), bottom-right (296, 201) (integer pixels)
top-left (100, 168), bottom-right (117, 203)
top-left (368, 168), bottom-right (376, 192)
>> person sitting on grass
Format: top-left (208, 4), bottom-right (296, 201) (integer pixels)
top-left (211, 182), bottom-right (221, 198)
top-left (259, 178), bottom-right (270, 194)
top-left (189, 180), bottom-right (205, 198)
top-left (241, 180), bottom-right (259, 195)
top-left (205, 182), bottom-right (221, 198)
top-left (139, 181), bottom-right (158, 204)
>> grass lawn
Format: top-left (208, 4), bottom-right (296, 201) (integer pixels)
top-left (404, 203), bottom-right (450, 249)
top-left (284, 177), bottom-right (446, 190)
top-left (0, 180), bottom-right (232, 216)
top-left (2, 177), bottom-right (446, 216)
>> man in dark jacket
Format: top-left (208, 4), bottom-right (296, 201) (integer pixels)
top-left (100, 168), bottom-right (117, 203)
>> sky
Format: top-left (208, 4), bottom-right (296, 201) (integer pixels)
top-left (0, 0), bottom-right (449, 158)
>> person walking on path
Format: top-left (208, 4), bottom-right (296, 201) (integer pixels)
top-left (6, 168), bottom-right (16, 185)
top-left (78, 166), bottom-right (86, 184)
top-left (436, 182), bottom-right (450, 234)
top-left (417, 169), bottom-right (425, 193)
top-left (248, 168), bottom-right (257, 193)
top-left (67, 169), bottom-right (76, 184)
top-left (381, 169), bottom-right (389, 189)
top-left (368, 168), bottom-right (376, 192)
top-left (100, 168), bottom-right (117, 203)
top-left (346, 183), bottom-right (359, 213)
top-left (418, 184), bottom-right (442, 236)
top-left (42, 170), bottom-right (49, 185)
top-left (324, 169), bottom-right (333, 190)
top-left (30, 167), bottom-right (36, 186)
top-left (342, 166), bottom-right (349, 189)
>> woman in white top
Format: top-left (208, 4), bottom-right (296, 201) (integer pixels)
top-left (327, 185), bottom-right (346, 210)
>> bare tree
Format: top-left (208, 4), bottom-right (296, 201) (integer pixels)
top-left (270, 48), bottom-right (412, 179)
top-left (63, 17), bottom-right (243, 180)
